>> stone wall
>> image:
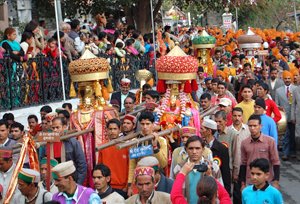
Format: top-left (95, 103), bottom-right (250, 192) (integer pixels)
top-left (0, 3), bottom-right (9, 31)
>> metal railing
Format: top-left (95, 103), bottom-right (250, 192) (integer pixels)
top-left (0, 53), bottom-right (155, 111)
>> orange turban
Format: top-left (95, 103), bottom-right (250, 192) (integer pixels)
top-left (216, 70), bottom-right (226, 79)
top-left (282, 70), bottom-right (293, 79)
top-left (291, 69), bottom-right (299, 79)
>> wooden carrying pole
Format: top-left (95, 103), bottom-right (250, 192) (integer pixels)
top-left (199, 105), bottom-right (219, 118)
top-left (119, 107), bottom-right (146, 120)
top-left (13, 128), bottom-right (94, 154)
top-left (117, 126), bottom-right (180, 149)
top-left (119, 102), bottom-right (147, 117)
top-left (11, 129), bottom-right (77, 150)
top-left (95, 131), bottom-right (141, 151)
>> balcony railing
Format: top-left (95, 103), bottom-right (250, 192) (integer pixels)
top-left (0, 53), bottom-right (155, 111)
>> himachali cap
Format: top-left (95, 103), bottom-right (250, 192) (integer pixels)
top-left (124, 114), bottom-right (137, 124)
top-left (0, 147), bottom-right (13, 158)
top-left (40, 158), bottom-right (58, 167)
top-left (219, 98), bottom-right (232, 107)
top-left (137, 156), bottom-right (159, 171)
top-left (134, 166), bottom-right (155, 179)
top-left (202, 118), bottom-right (217, 130)
top-left (120, 77), bottom-right (131, 87)
top-left (45, 112), bottom-right (58, 122)
top-left (180, 126), bottom-right (196, 136)
top-left (18, 168), bottom-right (40, 183)
top-left (51, 160), bottom-right (76, 180)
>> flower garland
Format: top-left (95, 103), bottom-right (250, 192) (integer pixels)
top-left (156, 85), bottom-right (192, 127)
top-left (155, 88), bottom-right (171, 125)
top-left (179, 89), bottom-right (188, 118)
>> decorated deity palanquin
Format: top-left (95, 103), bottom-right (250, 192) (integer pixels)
top-left (192, 30), bottom-right (216, 76)
top-left (237, 27), bottom-right (263, 68)
top-left (68, 49), bottom-right (118, 186)
top-left (155, 46), bottom-right (201, 137)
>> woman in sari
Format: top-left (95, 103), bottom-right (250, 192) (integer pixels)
top-left (0, 27), bottom-right (25, 108)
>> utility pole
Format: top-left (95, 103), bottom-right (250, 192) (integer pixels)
top-left (56, 0), bottom-right (63, 23)
top-left (294, 0), bottom-right (299, 32)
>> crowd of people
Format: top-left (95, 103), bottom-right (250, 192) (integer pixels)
top-left (0, 16), bottom-right (157, 64)
top-left (1, 13), bottom-right (300, 204)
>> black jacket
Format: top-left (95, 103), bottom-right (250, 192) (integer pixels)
top-left (211, 139), bottom-right (231, 195)
top-left (40, 138), bottom-right (87, 184)
top-left (110, 91), bottom-right (135, 112)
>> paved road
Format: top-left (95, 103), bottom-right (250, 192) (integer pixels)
top-left (280, 156), bottom-right (300, 204)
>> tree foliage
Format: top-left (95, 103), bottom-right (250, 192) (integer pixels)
top-left (33, 0), bottom-right (163, 33)
top-left (238, 0), bottom-right (299, 30)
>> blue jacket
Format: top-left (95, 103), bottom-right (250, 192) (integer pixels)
top-left (260, 114), bottom-right (278, 145)
top-left (157, 173), bottom-right (174, 194)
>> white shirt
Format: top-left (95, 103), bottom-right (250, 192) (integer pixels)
top-left (270, 79), bottom-right (276, 90)
top-left (20, 42), bottom-right (29, 54)
top-left (208, 138), bottom-right (215, 149)
top-left (0, 163), bottom-right (25, 204)
top-left (0, 138), bottom-right (9, 147)
top-left (121, 93), bottom-right (128, 112)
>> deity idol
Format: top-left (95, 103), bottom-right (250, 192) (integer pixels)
top-left (156, 46), bottom-right (201, 137)
top-left (68, 49), bottom-right (118, 186)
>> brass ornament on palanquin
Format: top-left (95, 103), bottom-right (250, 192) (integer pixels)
top-left (68, 49), bottom-right (110, 82)
top-left (237, 27), bottom-right (262, 49)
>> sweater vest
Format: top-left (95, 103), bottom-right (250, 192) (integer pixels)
top-left (52, 185), bottom-right (95, 204)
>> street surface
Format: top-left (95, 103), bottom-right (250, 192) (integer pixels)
top-left (280, 156), bottom-right (300, 204)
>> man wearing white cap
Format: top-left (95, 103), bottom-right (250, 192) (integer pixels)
top-left (110, 77), bottom-right (135, 112)
top-left (52, 160), bottom-right (101, 203)
top-left (137, 156), bottom-right (173, 194)
top-left (218, 97), bottom-right (233, 126)
top-left (200, 118), bottom-right (231, 195)
top-left (18, 168), bottom-right (52, 203)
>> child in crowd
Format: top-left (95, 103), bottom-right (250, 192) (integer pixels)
top-left (242, 158), bottom-right (283, 204)
top-left (125, 38), bottom-right (139, 56)
top-left (42, 38), bottom-right (59, 59)
top-left (114, 42), bottom-right (126, 58)
top-left (20, 32), bottom-right (34, 59)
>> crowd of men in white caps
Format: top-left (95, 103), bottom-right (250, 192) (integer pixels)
top-left (4, 44), bottom-right (300, 203)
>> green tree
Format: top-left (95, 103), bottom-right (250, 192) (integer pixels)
top-left (238, 0), bottom-right (299, 30)
top-left (33, 0), bottom-right (163, 33)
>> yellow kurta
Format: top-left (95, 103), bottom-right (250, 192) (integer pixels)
top-left (235, 100), bottom-right (255, 123)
